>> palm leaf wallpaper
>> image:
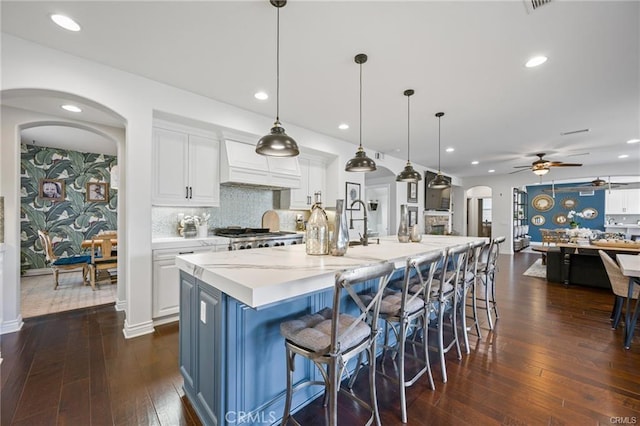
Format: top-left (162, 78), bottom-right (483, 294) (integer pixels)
top-left (21, 144), bottom-right (117, 272)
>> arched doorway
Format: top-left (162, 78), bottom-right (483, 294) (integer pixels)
top-left (2, 88), bottom-right (127, 324)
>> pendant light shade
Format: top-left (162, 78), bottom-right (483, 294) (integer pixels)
top-left (345, 53), bottom-right (376, 172)
top-left (428, 112), bottom-right (451, 189)
top-left (396, 89), bottom-right (422, 182)
top-left (256, 0), bottom-right (299, 157)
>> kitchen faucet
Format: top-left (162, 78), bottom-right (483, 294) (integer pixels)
top-left (349, 199), bottom-right (369, 246)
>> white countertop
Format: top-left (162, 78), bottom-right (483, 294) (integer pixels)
top-left (606, 224), bottom-right (640, 228)
top-left (176, 235), bottom-right (486, 308)
top-left (152, 236), bottom-right (230, 250)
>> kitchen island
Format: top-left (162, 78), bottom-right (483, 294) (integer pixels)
top-left (175, 235), bottom-right (485, 426)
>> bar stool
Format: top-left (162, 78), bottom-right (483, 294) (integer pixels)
top-left (459, 240), bottom-right (487, 353)
top-left (476, 236), bottom-right (505, 330)
top-left (279, 261), bottom-right (394, 426)
top-left (432, 243), bottom-right (468, 383)
top-left (356, 250), bottom-right (444, 423)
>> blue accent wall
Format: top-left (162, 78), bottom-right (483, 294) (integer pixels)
top-left (526, 183), bottom-right (605, 242)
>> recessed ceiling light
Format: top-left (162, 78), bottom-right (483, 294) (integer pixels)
top-left (525, 55), bottom-right (547, 68)
top-left (471, 161), bottom-right (479, 165)
top-left (254, 91), bottom-right (268, 100)
top-left (51, 14), bottom-right (81, 32)
top-left (627, 139), bottom-right (640, 144)
top-left (445, 147), bottom-right (455, 153)
top-left (488, 169), bottom-right (495, 173)
top-left (338, 123), bottom-right (349, 130)
top-left (61, 104), bottom-right (82, 112)
top-left (618, 154), bottom-right (629, 159)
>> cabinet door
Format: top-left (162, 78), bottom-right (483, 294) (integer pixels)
top-left (307, 157), bottom-right (326, 201)
top-left (197, 285), bottom-right (223, 426)
top-left (153, 128), bottom-right (189, 205)
top-left (288, 157), bottom-right (312, 208)
top-left (188, 135), bottom-right (220, 206)
top-left (153, 258), bottom-right (180, 318)
top-left (179, 272), bottom-right (196, 391)
top-left (624, 189), bottom-right (640, 214)
top-left (606, 190), bottom-right (626, 214)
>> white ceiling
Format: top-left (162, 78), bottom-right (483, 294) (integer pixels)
top-left (1, 1), bottom-right (639, 177)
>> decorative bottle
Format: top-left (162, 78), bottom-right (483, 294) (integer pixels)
top-left (398, 204), bottom-right (410, 243)
top-left (306, 192), bottom-right (329, 255)
top-left (410, 224), bottom-right (422, 242)
top-left (330, 199), bottom-right (349, 256)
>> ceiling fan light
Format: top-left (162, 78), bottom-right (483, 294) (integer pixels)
top-left (256, 121), bottom-right (299, 157)
top-left (533, 167), bottom-right (549, 176)
top-left (396, 162), bottom-right (422, 182)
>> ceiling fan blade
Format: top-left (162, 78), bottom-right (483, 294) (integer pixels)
top-left (550, 163), bottom-right (582, 167)
top-left (512, 165), bottom-right (532, 169)
top-left (508, 168), bottom-right (529, 174)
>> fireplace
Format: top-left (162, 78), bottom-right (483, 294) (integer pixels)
top-left (424, 211), bottom-right (452, 235)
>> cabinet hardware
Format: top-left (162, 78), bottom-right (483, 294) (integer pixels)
top-left (186, 186), bottom-right (189, 199)
top-left (189, 186), bottom-right (193, 199)
top-left (179, 251), bottom-right (195, 255)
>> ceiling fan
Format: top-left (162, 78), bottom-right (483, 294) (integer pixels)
top-left (510, 153), bottom-right (582, 175)
top-left (542, 177), bottom-right (633, 194)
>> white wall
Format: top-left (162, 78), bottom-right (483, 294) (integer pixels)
top-left (1, 35), bottom-right (423, 337)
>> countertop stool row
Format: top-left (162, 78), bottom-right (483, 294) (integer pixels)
top-left (279, 236), bottom-right (505, 425)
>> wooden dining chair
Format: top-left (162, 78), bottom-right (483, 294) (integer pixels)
top-left (89, 233), bottom-right (118, 290)
top-left (38, 230), bottom-right (91, 289)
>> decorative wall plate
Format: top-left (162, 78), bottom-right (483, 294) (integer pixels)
top-left (561, 198), bottom-right (577, 209)
top-left (532, 194), bottom-right (554, 212)
top-left (582, 207), bottom-right (598, 219)
top-left (531, 215), bottom-right (545, 226)
top-left (553, 213), bottom-right (568, 226)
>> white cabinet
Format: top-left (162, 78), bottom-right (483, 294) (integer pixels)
top-left (152, 244), bottom-right (227, 319)
top-left (606, 189), bottom-right (640, 214)
top-left (281, 155), bottom-right (327, 210)
top-left (152, 124), bottom-right (220, 206)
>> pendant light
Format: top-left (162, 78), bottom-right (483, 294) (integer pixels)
top-left (256, 0), bottom-right (299, 157)
top-left (428, 112), bottom-right (451, 189)
top-left (396, 89), bottom-right (422, 182)
top-left (345, 54), bottom-right (376, 172)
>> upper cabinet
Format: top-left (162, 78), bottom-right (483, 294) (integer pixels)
top-left (280, 154), bottom-right (335, 210)
top-left (606, 189), bottom-right (640, 214)
top-left (152, 122), bottom-right (220, 207)
top-left (219, 136), bottom-right (301, 188)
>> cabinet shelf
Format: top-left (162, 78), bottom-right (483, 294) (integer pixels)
top-left (513, 189), bottom-right (530, 251)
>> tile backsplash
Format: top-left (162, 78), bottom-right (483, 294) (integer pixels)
top-left (152, 186), bottom-right (311, 237)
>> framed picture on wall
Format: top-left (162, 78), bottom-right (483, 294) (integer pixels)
top-left (408, 206), bottom-right (418, 227)
top-left (407, 182), bottom-right (418, 203)
top-left (346, 182), bottom-right (360, 210)
top-left (86, 182), bottom-right (109, 202)
top-left (39, 179), bottom-right (65, 202)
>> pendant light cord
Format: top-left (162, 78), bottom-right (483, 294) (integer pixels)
top-left (275, 6), bottom-right (280, 123)
top-left (359, 61), bottom-right (363, 149)
top-left (407, 95), bottom-right (411, 161)
top-left (437, 114), bottom-right (441, 172)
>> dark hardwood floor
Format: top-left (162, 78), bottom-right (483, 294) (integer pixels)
top-left (2, 252), bottom-right (639, 425)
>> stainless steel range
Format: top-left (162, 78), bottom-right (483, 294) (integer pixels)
top-left (213, 228), bottom-right (303, 250)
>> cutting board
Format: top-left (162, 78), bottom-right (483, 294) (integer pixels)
top-left (261, 210), bottom-right (280, 232)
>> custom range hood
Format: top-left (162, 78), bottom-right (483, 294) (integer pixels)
top-left (220, 135), bottom-right (301, 189)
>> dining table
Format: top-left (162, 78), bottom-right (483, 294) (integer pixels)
top-left (616, 254), bottom-right (640, 349)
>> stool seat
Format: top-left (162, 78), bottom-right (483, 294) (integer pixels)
top-left (280, 308), bottom-right (370, 353)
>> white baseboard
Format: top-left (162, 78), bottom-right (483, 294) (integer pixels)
top-left (153, 314), bottom-right (179, 327)
top-left (1, 316), bottom-right (24, 335)
top-left (115, 298), bottom-right (127, 311)
top-left (122, 319), bottom-right (155, 339)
